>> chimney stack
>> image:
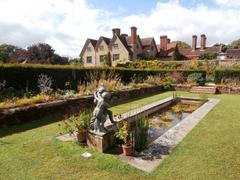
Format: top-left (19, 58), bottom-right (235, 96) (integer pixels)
top-left (130, 26), bottom-right (137, 44)
top-left (167, 38), bottom-right (171, 43)
top-left (192, 35), bottom-right (197, 51)
top-left (160, 35), bottom-right (168, 51)
top-left (112, 28), bottom-right (121, 36)
top-left (201, 34), bottom-right (206, 50)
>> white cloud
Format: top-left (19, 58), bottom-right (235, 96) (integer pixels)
top-left (116, 0), bottom-right (240, 47)
top-left (214, 0), bottom-right (240, 7)
top-left (0, 0), bottom-right (111, 57)
top-left (0, 0), bottom-right (240, 57)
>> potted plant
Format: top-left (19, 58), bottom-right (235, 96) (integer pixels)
top-left (115, 121), bottom-right (133, 156)
top-left (60, 111), bottom-right (91, 143)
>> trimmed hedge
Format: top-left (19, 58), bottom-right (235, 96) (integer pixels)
top-left (0, 64), bottom-right (206, 91)
top-left (214, 69), bottom-right (240, 83)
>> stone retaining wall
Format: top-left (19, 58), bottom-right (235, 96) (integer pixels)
top-left (0, 86), bottom-right (164, 128)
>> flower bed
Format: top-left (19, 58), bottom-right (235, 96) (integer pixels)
top-left (0, 86), bottom-right (164, 128)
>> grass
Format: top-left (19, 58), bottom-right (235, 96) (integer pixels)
top-left (0, 91), bottom-right (240, 179)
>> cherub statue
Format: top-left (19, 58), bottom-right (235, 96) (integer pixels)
top-left (91, 84), bottom-right (115, 133)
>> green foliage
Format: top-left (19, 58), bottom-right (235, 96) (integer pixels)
top-left (187, 72), bottom-right (205, 85)
top-left (69, 58), bottom-right (83, 66)
top-left (214, 69), bottom-right (240, 84)
top-left (174, 41), bottom-right (191, 48)
top-left (199, 52), bottom-right (218, 60)
top-left (162, 76), bottom-right (175, 90)
top-left (228, 39), bottom-right (240, 49)
top-left (59, 110), bottom-right (91, 134)
top-left (0, 44), bottom-right (16, 63)
top-left (134, 115), bottom-right (149, 152)
top-left (115, 121), bottom-right (130, 144)
top-left (104, 52), bottom-right (112, 67)
top-left (161, 113), bottom-right (173, 121)
top-left (0, 64), bottom-right (206, 91)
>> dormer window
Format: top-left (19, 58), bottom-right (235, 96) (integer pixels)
top-left (99, 46), bottom-right (104, 51)
top-left (87, 47), bottom-right (91, 52)
top-left (113, 44), bottom-right (118, 48)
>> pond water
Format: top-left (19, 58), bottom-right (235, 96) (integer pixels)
top-left (148, 99), bottom-right (203, 143)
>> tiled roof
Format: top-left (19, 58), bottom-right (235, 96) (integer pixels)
top-left (156, 42), bottom-right (177, 52)
top-left (141, 37), bottom-right (154, 47)
top-left (79, 38), bottom-right (97, 57)
top-left (226, 49), bottom-right (240, 58)
top-left (179, 46), bottom-right (220, 58)
top-left (101, 36), bottom-right (111, 45)
top-left (89, 39), bottom-right (97, 47)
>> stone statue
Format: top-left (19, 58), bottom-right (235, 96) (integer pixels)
top-left (90, 85), bottom-right (115, 133)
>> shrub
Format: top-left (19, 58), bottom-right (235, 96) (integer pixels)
top-left (162, 76), bottom-right (175, 90)
top-left (187, 73), bottom-right (205, 86)
top-left (59, 110), bottom-right (91, 135)
top-left (199, 52), bottom-right (218, 60)
top-left (214, 69), bottom-right (240, 85)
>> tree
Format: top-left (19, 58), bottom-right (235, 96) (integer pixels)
top-left (9, 48), bottom-right (27, 63)
top-left (0, 44), bottom-right (16, 63)
top-left (174, 41), bottom-right (191, 48)
top-left (69, 58), bottom-right (83, 66)
top-left (27, 43), bottom-right (55, 63)
top-left (104, 52), bottom-right (112, 67)
top-left (228, 39), bottom-right (240, 49)
top-left (26, 43), bottom-right (68, 64)
top-left (199, 52), bottom-right (218, 60)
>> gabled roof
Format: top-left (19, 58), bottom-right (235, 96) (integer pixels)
top-left (79, 38), bottom-right (97, 57)
top-left (226, 49), bottom-right (240, 58)
top-left (109, 34), bottom-right (133, 55)
top-left (125, 35), bottom-right (143, 49)
top-left (141, 37), bottom-right (154, 47)
top-left (179, 46), bottom-right (219, 59)
top-left (156, 42), bottom-right (177, 52)
top-left (95, 36), bottom-right (111, 50)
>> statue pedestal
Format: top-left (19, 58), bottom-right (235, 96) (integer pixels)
top-left (87, 130), bottom-right (116, 152)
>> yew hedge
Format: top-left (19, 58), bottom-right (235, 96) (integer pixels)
top-left (0, 64), bottom-right (206, 91)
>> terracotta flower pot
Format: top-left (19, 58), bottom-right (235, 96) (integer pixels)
top-left (122, 143), bottom-right (133, 156)
top-left (76, 129), bottom-right (87, 143)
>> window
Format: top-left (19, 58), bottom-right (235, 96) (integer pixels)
top-left (99, 46), bottom-right (104, 51)
top-left (113, 54), bottom-right (120, 61)
top-left (100, 55), bottom-right (105, 63)
top-left (113, 44), bottom-right (118, 48)
top-left (87, 47), bottom-right (91, 52)
top-left (86, 56), bottom-right (92, 64)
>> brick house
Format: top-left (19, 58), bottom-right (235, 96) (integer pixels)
top-left (80, 27), bottom-right (159, 66)
top-left (178, 34), bottom-right (221, 60)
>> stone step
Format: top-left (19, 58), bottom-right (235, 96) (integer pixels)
top-left (190, 86), bottom-right (216, 94)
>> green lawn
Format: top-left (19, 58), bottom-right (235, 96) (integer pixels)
top-left (0, 92), bottom-right (240, 180)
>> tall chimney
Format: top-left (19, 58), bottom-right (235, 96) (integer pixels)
top-left (160, 35), bottom-right (168, 51)
top-left (192, 35), bottom-right (197, 51)
top-left (201, 34), bottom-right (206, 50)
top-left (130, 26), bottom-right (137, 44)
top-left (112, 28), bottom-right (121, 36)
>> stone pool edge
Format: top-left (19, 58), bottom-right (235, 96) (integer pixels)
top-left (119, 97), bottom-right (220, 172)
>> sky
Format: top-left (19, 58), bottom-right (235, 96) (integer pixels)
top-left (0, 0), bottom-right (240, 57)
